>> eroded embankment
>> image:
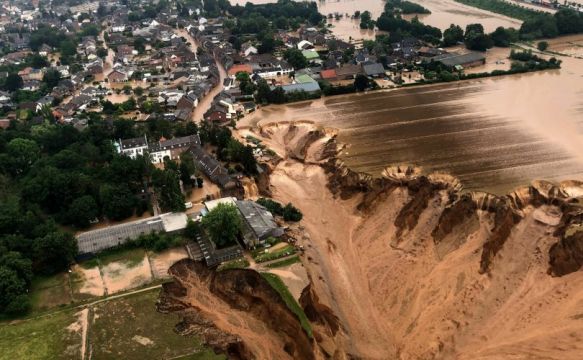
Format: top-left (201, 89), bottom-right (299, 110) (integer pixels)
top-left (259, 122), bottom-right (583, 359)
top-left (157, 259), bottom-right (341, 360)
top-left (160, 122), bottom-right (583, 360)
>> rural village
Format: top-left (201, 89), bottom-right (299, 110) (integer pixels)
top-left (0, 0), bottom-right (583, 359)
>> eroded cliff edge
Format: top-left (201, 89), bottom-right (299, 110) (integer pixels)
top-left (159, 122), bottom-right (583, 360)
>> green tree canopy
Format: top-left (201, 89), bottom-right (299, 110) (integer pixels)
top-left (201, 203), bottom-right (242, 248)
top-left (3, 73), bottom-right (23, 92)
top-left (443, 24), bottom-right (464, 47)
top-left (283, 48), bottom-right (308, 70)
top-left (6, 138), bottom-right (40, 175)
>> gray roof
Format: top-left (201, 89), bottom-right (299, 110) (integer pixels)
top-left (77, 216), bottom-right (164, 254)
top-left (120, 136), bottom-right (148, 150)
top-left (189, 146), bottom-right (234, 188)
top-left (433, 52), bottom-right (485, 67)
top-left (149, 134), bottom-right (200, 152)
top-left (277, 81), bottom-right (321, 94)
top-left (236, 201), bottom-right (284, 241)
top-left (363, 62), bottom-right (385, 76)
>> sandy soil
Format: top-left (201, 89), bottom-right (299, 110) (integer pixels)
top-left (101, 255), bottom-right (153, 294)
top-left (72, 265), bottom-right (106, 298)
top-left (66, 309), bottom-right (89, 360)
top-left (149, 247), bottom-right (189, 279)
top-left (241, 122), bottom-right (583, 359)
top-left (267, 262), bottom-right (309, 301)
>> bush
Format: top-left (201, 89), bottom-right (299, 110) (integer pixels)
top-left (282, 203), bottom-right (303, 222)
top-left (537, 41), bottom-right (549, 52)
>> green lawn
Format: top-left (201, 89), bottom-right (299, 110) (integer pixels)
top-left (217, 258), bottom-right (250, 271)
top-left (253, 245), bottom-right (296, 263)
top-left (265, 255), bottom-right (301, 268)
top-left (0, 310), bottom-right (81, 360)
top-left (260, 273), bottom-right (312, 338)
top-left (96, 247), bottom-right (147, 268)
top-left (90, 289), bottom-right (225, 360)
top-left (29, 273), bottom-right (73, 312)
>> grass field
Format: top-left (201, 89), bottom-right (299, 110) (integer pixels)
top-left (253, 244), bottom-right (296, 263)
top-left (0, 289), bottom-right (225, 360)
top-left (265, 255), bottom-right (301, 268)
top-left (0, 310), bottom-right (81, 360)
top-left (260, 273), bottom-right (313, 338)
top-left (29, 273), bottom-right (73, 312)
top-left (90, 289), bottom-right (225, 360)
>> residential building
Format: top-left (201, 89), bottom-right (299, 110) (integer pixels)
top-left (116, 135), bottom-right (149, 159)
top-left (189, 146), bottom-right (236, 189)
top-left (149, 134), bottom-right (201, 164)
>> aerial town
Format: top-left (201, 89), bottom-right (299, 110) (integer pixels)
top-left (1, 0), bottom-right (583, 359)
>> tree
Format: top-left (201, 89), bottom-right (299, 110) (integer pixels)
top-left (360, 11), bottom-right (373, 29)
top-left (29, 54), bottom-right (49, 68)
top-left (67, 195), bottom-right (98, 228)
top-left (100, 184), bottom-right (136, 220)
top-left (6, 138), bottom-right (40, 175)
top-left (283, 48), bottom-right (308, 70)
top-left (201, 203), bottom-right (242, 248)
top-left (443, 24), bottom-right (464, 47)
top-left (464, 24), bottom-right (493, 51)
top-left (33, 231), bottom-right (77, 275)
top-left (282, 203), bottom-right (303, 222)
top-left (42, 69), bottom-right (61, 89)
top-left (258, 36), bottom-right (276, 54)
top-left (183, 219), bottom-right (200, 240)
top-left (354, 74), bottom-right (370, 91)
top-left (152, 167), bottom-right (185, 212)
top-left (490, 27), bottom-right (515, 47)
top-left (0, 266), bottom-right (28, 314)
top-left (3, 73), bottom-right (23, 92)
top-left (554, 9), bottom-right (583, 35)
top-left (537, 41), bottom-right (549, 52)
top-left (38, 103), bottom-right (54, 123)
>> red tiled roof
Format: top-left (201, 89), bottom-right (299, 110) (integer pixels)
top-left (228, 64), bottom-right (253, 76)
top-left (320, 69), bottom-right (337, 79)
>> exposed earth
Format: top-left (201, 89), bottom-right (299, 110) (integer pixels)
top-left (160, 122), bottom-right (583, 359)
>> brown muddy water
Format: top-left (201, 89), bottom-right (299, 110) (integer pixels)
top-left (240, 37), bottom-right (583, 194)
top-left (230, 0), bottom-right (521, 38)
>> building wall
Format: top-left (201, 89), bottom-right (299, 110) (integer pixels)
top-left (121, 145), bottom-right (148, 159)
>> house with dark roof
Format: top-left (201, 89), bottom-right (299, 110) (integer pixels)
top-left (363, 62), bottom-right (386, 78)
top-left (236, 200), bottom-right (285, 248)
top-left (116, 135), bottom-right (149, 159)
top-left (335, 64), bottom-right (363, 80)
top-left (189, 146), bottom-right (236, 189)
top-left (107, 69), bottom-right (128, 82)
top-left (149, 134), bottom-right (201, 164)
top-left (432, 52), bottom-right (486, 69)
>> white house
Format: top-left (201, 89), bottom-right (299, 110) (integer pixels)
top-left (115, 136), bottom-right (149, 159)
top-left (297, 40), bottom-right (314, 50)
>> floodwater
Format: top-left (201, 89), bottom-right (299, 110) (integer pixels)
top-left (402, 0), bottom-right (522, 32)
top-left (230, 0), bottom-right (522, 38)
top-left (240, 35), bottom-right (583, 194)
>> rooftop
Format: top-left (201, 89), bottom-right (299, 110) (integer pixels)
top-left (433, 52), bottom-right (486, 67)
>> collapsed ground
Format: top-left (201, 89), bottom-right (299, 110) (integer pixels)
top-left (160, 122), bottom-right (583, 360)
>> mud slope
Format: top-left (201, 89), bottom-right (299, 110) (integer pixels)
top-left (157, 259), bottom-right (318, 360)
top-left (259, 123), bottom-right (583, 360)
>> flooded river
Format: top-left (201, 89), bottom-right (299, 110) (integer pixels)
top-left (240, 36), bottom-right (583, 194)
